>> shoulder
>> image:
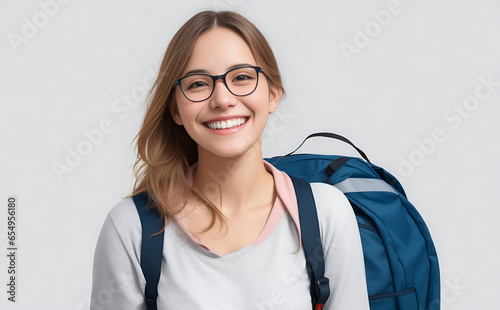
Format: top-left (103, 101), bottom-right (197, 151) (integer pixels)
top-left (309, 182), bottom-right (357, 238)
top-left (96, 197), bottom-right (142, 257)
top-left (107, 197), bottom-right (141, 230)
top-left (309, 182), bottom-right (353, 220)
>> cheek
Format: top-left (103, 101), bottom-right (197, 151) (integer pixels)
top-left (172, 92), bottom-right (195, 125)
top-left (250, 89), bottom-right (274, 115)
top-left (174, 101), bottom-right (204, 130)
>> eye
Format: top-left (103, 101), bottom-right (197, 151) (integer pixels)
top-left (187, 81), bottom-right (209, 89)
top-left (236, 74), bottom-right (252, 81)
top-left (233, 73), bottom-right (257, 84)
top-left (182, 75), bottom-right (211, 91)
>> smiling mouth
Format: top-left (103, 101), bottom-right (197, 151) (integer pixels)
top-left (205, 117), bottom-right (248, 130)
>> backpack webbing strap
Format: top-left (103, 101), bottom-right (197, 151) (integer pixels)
top-left (289, 176), bottom-right (330, 308)
top-left (133, 193), bottom-right (165, 310)
top-left (325, 157), bottom-right (351, 183)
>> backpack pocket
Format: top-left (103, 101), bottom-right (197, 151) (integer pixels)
top-left (357, 212), bottom-right (418, 310)
top-left (369, 287), bottom-right (417, 309)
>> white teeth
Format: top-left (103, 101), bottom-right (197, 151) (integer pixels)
top-left (207, 118), bottom-right (247, 129)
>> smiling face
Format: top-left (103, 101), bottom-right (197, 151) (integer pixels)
top-left (171, 27), bottom-right (280, 160)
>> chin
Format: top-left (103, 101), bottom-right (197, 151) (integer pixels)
top-left (201, 141), bottom-right (261, 160)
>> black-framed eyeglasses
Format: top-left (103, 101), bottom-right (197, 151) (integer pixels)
top-left (173, 65), bottom-right (264, 102)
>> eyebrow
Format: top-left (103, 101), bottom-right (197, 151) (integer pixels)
top-left (182, 63), bottom-right (254, 76)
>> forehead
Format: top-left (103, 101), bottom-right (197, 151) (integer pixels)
top-left (183, 27), bottom-right (257, 75)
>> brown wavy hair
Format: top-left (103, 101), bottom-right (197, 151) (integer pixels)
top-left (131, 10), bottom-right (285, 231)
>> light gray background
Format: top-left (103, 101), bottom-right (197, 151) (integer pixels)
top-left (1, 0), bottom-right (499, 309)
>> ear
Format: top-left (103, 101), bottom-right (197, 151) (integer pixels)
top-left (170, 100), bottom-right (183, 125)
top-left (268, 85), bottom-right (281, 114)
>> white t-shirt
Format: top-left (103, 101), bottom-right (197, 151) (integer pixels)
top-left (91, 162), bottom-right (369, 309)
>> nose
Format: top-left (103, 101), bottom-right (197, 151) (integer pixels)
top-left (209, 79), bottom-right (236, 110)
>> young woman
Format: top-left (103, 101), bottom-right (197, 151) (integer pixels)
top-left (91, 10), bottom-right (369, 310)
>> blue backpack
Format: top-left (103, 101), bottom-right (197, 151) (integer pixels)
top-left (133, 132), bottom-right (440, 310)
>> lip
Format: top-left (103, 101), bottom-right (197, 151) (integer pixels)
top-left (203, 116), bottom-right (249, 136)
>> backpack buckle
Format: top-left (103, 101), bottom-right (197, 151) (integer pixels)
top-left (314, 277), bottom-right (330, 304)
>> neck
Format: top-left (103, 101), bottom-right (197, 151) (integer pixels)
top-left (193, 144), bottom-right (274, 213)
